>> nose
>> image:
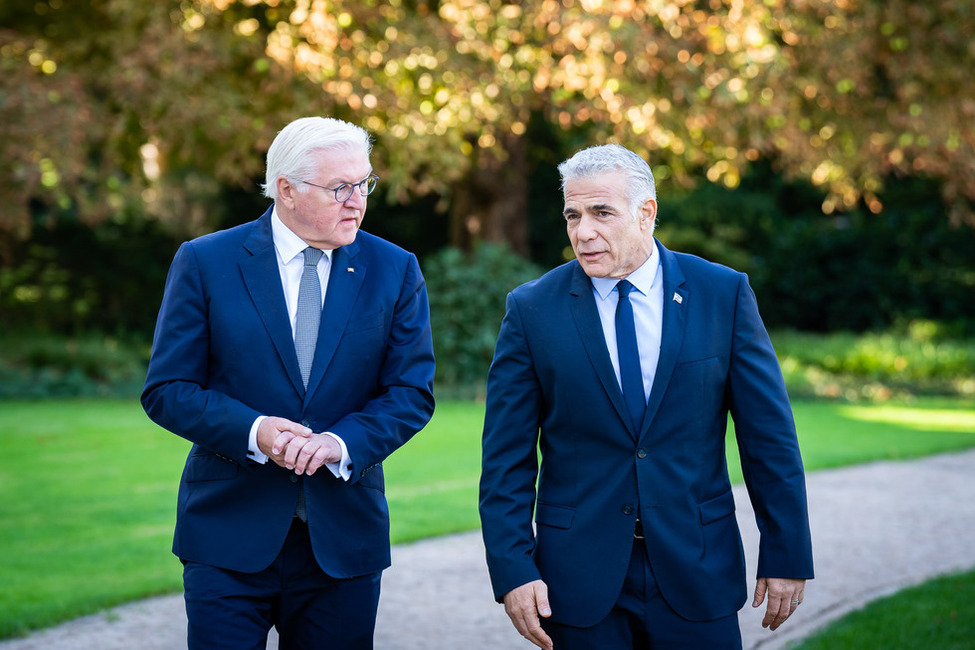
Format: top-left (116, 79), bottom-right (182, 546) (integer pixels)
top-left (343, 187), bottom-right (366, 209)
top-left (576, 214), bottom-right (598, 241)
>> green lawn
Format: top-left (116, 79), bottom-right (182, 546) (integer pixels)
top-left (793, 568), bottom-right (975, 650)
top-left (0, 397), bottom-right (973, 639)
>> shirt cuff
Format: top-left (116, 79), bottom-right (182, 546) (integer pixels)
top-left (322, 432), bottom-right (352, 481)
top-left (247, 415), bottom-right (269, 464)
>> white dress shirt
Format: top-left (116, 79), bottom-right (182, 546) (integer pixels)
top-left (589, 241), bottom-right (664, 403)
top-left (245, 207), bottom-right (352, 481)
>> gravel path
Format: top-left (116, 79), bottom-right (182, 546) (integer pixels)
top-left (4, 449), bottom-right (974, 650)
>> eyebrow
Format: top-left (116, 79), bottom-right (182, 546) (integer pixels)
top-left (325, 171), bottom-right (374, 186)
top-left (563, 203), bottom-right (617, 217)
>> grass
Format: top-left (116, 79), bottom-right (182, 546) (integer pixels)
top-left (792, 568), bottom-right (975, 649)
top-left (1, 397), bottom-right (974, 639)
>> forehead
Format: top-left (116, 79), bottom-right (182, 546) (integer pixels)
top-left (563, 172), bottom-right (628, 208)
top-left (310, 147), bottom-right (372, 181)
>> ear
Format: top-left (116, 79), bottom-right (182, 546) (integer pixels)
top-left (277, 176), bottom-right (298, 209)
top-left (639, 199), bottom-right (657, 231)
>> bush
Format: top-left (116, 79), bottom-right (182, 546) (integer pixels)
top-left (772, 323), bottom-right (975, 401)
top-left (0, 334), bottom-right (148, 399)
top-left (658, 165), bottom-right (975, 334)
top-left (423, 243), bottom-right (545, 397)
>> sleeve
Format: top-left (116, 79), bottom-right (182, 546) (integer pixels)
top-left (326, 253), bottom-right (436, 482)
top-left (478, 292), bottom-right (546, 601)
top-left (141, 242), bottom-right (262, 462)
top-left (727, 273), bottom-right (815, 580)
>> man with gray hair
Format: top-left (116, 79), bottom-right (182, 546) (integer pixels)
top-left (479, 144), bottom-right (813, 649)
top-left (143, 116), bottom-right (435, 649)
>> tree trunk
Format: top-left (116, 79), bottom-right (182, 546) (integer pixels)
top-left (449, 133), bottom-right (529, 255)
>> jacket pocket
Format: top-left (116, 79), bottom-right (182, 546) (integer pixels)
top-left (184, 453), bottom-right (239, 483)
top-left (535, 502), bottom-right (575, 529)
top-left (346, 310), bottom-right (385, 332)
top-left (699, 489), bottom-right (736, 525)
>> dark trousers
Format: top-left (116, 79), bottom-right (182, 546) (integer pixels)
top-left (542, 540), bottom-right (742, 650)
top-left (182, 519), bottom-right (381, 650)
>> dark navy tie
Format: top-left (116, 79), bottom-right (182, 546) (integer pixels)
top-left (615, 280), bottom-right (646, 430)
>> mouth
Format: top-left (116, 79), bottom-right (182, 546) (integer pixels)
top-left (578, 251), bottom-right (605, 260)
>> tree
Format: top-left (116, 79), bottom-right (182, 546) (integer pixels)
top-left (3, 0), bottom-right (973, 253)
top-left (0, 0), bottom-right (322, 246)
top-left (206, 0), bottom-right (975, 246)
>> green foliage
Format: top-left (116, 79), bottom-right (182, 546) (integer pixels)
top-left (794, 569), bottom-right (975, 650)
top-left (0, 334), bottom-right (149, 399)
top-left (2, 322), bottom-right (972, 401)
top-left (773, 323), bottom-right (975, 401)
top-left (423, 243), bottom-right (544, 396)
top-left (658, 167), bottom-right (975, 333)
top-left (0, 212), bottom-right (178, 337)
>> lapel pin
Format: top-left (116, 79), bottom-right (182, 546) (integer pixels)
top-left (673, 292), bottom-right (683, 304)
top-left (347, 267), bottom-right (355, 273)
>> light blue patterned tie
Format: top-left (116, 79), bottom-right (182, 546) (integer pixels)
top-left (294, 247), bottom-right (322, 523)
top-left (295, 247), bottom-right (323, 389)
top-left (616, 279), bottom-right (646, 430)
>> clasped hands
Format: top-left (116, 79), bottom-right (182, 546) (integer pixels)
top-left (257, 416), bottom-right (341, 476)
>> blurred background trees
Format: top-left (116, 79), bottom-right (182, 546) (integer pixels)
top-left (2, 0), bottom-right (973, 395)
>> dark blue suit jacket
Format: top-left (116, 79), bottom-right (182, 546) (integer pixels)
top-left (479, 241), bottom-right (813, 626)
top-left (142, 207), bottom-right (435, 578)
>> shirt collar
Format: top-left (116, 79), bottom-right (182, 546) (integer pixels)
top-left (271, 205), bottom-right (333, 265)
top-left (590, 240), bottom-right (660, 300)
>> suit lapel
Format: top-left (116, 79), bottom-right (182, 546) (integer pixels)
top-left (567, 264), bottom-right (638, 437)
top-left (640, 241), bottom-right (687, 437)
top-left (240, 209), bottom-right (306, 396)
top-left (304, 239), bottom-right (363, 399)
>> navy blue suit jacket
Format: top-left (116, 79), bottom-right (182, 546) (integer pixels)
top-left (479, 241), bottom-right (813, 626)
top-left (143, 207), bottom-right (435, 578)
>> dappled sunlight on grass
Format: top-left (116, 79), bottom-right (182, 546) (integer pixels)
top-left (837, 405), bottom-right (975, 434)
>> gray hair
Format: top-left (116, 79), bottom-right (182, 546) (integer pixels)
top-left (557, 144), bottom-right (657, 220)
top-left (262, 117), bottom-right (373, 200)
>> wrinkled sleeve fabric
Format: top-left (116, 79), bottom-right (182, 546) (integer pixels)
top-left (479, 292), bottom-right (545, 601)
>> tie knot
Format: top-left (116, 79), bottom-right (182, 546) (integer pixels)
top-left (616, 279), bottom-right (634, 299)
top-left (303, 247), bottom-right (324, 267)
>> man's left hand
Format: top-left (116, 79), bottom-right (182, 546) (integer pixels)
top-left (276, 432), bottom-right (342, 476)
top-left (752, 577), bottom-right (805, 631)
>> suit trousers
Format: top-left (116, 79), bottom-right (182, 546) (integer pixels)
top-left (182, 518), bottom-right (381, 650)
top-left (541, 540), bottom-right (742, 649)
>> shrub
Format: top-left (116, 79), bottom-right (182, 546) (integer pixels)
top-left (658, 166), bottom-right (975, 334)
top-left (771, 324), bottom-right (975, 401)
top-left (0, 334), bottom-right (148, 399)
top-left (423, 243), bottom-right (545, 397)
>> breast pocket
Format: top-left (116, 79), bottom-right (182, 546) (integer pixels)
top-left (345, 310), bottom-right (385, 333)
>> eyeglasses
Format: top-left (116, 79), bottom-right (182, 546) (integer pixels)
top-left (300, 174), bottom-right (379, 203)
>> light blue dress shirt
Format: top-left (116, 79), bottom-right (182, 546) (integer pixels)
top-left (590, 241), bottom-right (664, 403)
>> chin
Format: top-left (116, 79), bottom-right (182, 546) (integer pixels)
top-left (579, 265), bottom-right (604, 278)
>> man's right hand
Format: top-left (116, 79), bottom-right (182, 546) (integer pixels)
top-left (503, 580), bottom-right (554, 650)
top-left (256, 416), bottom-right (312, 469)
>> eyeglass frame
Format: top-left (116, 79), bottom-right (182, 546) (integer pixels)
top-left (299, 174), bottom-right (379, 203)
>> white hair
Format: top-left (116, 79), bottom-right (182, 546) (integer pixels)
top-left (557, 144), bottom-right (657, 220)
top-left (262, 117), bottom-right (373, 200)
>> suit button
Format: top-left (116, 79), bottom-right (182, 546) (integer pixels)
top-left (622, 505), bottom-right (633, 515)
top-left (301, 420), bottom-right (310, 427)
top-left (290, 475), bottom-right (298, 483)
top-left (637, 448), bottom-right (647, 459)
